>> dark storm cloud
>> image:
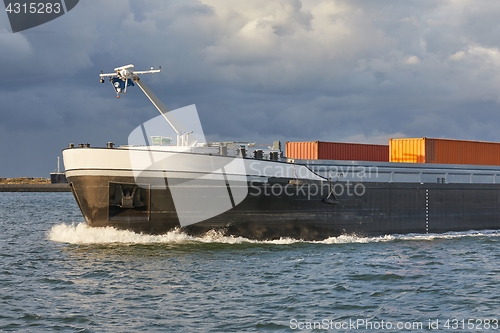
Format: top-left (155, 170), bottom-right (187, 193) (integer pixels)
top-left (1, 0), bottom-right (500, 177)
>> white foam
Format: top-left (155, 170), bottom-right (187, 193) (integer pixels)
top-left (321, 230), bottom-right (500, 244)
top-left (47, 222), bottom-right (500, 245)
top-left (47, 222), bottom-right (299, 245)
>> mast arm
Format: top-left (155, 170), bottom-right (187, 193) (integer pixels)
top-left (99, 72), bottom-right (117, 78)
top-left (134, 78), bottom-right (187, 135)
top-left (133, 69), bottom-right (161, 75)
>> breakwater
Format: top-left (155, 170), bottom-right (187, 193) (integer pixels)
top-left (0, 183), bottom-right (70, 192)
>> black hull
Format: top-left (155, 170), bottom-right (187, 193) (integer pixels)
top-left (67, 174), bottom-right (500, 240)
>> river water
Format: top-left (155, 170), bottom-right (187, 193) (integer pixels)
top-left (1, 192), bottom-right (499, 332)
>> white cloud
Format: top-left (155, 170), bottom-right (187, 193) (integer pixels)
top-left (405, 55), bottom-right (421, 65)
top-left (449, 50), bottom-right (466, 61)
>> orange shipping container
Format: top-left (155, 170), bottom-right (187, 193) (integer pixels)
top-left (286, 141), bottom-right (389, 161)
top-left (389, 137), bottom-right (500, 165)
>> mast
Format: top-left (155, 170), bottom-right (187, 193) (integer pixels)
top-left (99, 64), bottom-right (192, 146)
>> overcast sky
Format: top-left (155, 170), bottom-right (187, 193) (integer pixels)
top-left (1, 0), bottom-right (500, 177)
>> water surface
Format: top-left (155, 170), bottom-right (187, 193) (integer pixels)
top-left (1, 192), bottom-right (499, 332)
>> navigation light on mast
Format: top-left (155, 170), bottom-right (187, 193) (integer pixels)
top-left (99, 64), bottom-right (161, 98)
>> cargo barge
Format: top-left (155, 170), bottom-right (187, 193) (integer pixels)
top-left (50, 157), bottom-right (68, 184)
top-left (62, 65), bottom-right (500, 240)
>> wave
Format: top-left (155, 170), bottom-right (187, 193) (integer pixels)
top-left (47, 222), bottom-right (500, 245)
top-left (321, 229), bottom-right (500, 244)
top-left (47, 222), bottom-right (294, 245)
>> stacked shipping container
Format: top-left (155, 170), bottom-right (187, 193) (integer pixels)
top-left (286, 141), bottom-right (389, 161)
top-left (389, 137), bottom-right (500, 166)
top-left (286, 138), bottom-right (500, 166)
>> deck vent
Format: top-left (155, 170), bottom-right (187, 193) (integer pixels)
top-left (270, 151), bottom-right (279, 161)
top-left (219, 145), bottom-right (227, 156)
top-left (253, 150), bottom-right (263, 159)
top-left (238, 146), bottom-right (247, 158)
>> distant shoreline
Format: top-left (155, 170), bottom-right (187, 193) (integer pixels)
top-left (0, 183), bottom-right (70, 192)
top-left (0, 178), bottom-right (70, 192)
